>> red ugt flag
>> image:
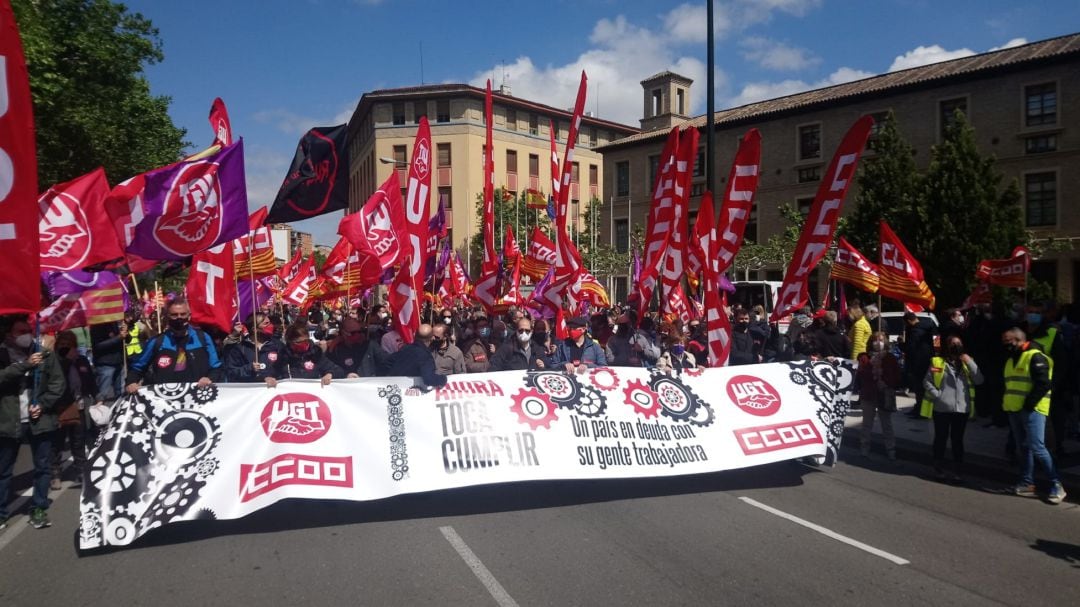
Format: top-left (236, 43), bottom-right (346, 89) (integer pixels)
top-left (39, 167), bottom-right (125, 273)
top-left (389, 117), bottom-right (433, 342)
top-left (186, 244), bottom-right (237, 334)
top-left (0, 0), bottom-right (41, 314)
top-left (338, 171), bottom-right (406, 270)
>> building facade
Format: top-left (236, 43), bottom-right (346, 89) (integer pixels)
top-left (345, 84), bottom-right (638, 271)
top-left (598, 34), bottom-right (1080, 304)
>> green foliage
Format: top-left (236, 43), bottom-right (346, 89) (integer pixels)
top-left (734, 203), bottom-right (833, 277)
top-left (469, 188), bottom-right (552, 275)
top-left (13, 0), bottom-right (188, 187)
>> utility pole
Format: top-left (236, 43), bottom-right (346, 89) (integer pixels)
top-left (706, 0), bottom-right (716, 200)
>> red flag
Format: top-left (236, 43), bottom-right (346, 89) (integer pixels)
top-left (0, 1), bottom-right (40, 314)
top-left (39, 168), bottom-right (125, 273)
top-left (554, 308), bottom-right (568, 341)
top-left (103, 175), bottom-right (156, 274)
top-left (389, 117), bottom-right (433, 342)
top-left (39, 283), bottom-right (126, 332)
top-left (278, 245), bottom-right (304, 283)
top-left (526, 188), bottom-right (547, 209)
top-left (665, 284), bottom-right (693, 325)
top-left (660, 127), bottom-right (699, 303)
top-left (830, 237), bottom-right (880, 293)
top-left (481, 81), bottom-right (498, 273)
top-left (522, 228), bottom-right (556, 280)
top-left (248, 205), bottom-right (267, 230)
top-left (186, 244), bottom-right (237, 333)
top-left (975, 246), bottom-right (1029, 289)
top-left (502, 256), bottom-right (524, 305)
top-left (771, 116), bottom-right (874, 322)
top-left (318, 237), bottom-right (381, 298)
top-left (281, 255), bottom-right (317, 306)
top-left (879, 221), bottom-right (936, 309)
top-left (687, 191), bottom-right (715, 279)
top-left (962, 281), bottom-right (993, 309)
top-left (636, 128), bottom-right (681, 322)
top-left (549, 120), bottom-right (561, 211)
top-left (705, 290), bottom-right (732, 366)
top-left (715, 129), bottom-right (763, 275)
top-left (339, 171), bottom-right (406, 269)
top-left (549, 72), bottom-right (589, 307)
top-left (209, 97), bottom-right (232, 148)
top-left (503, 225), bottom-right (521, 260)
top-left (233, 207), bottom-right (276, 279)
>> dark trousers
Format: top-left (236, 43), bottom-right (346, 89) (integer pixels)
top-left (1048, 392), bottom-right (1073, 454)
top-left (52, 418), bottom-right (87, 479)
top-left (932, 411), bottom-right (968, 464)
top-left (0, 423), bottom-right (55, 519)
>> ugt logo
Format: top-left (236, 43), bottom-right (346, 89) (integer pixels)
top-left (260, 393), bottom-right (332, 444)
top-left (413, 141), bottom-right (430, 180)
top-left (39, 191), bottom-right (91, 272)
top-left (726, 375), bottom-right (782, 417)
top-left (154, 161), bottom-right (223, 256)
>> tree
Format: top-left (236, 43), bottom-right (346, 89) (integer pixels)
top-left (469, 188), bottom-right (551, 275)
top-left (733, 203), bottom-right (809, 279)
top-left (13, 0), bottom-right (188, 187)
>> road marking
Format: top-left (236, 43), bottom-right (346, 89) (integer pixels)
top-left (739, 496), bottom-right (910, 566)
top-left (440, 526), bottom-right (520, 607)
top-left (0, 460), bottom-right (75, 552)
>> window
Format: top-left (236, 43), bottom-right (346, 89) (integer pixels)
top-left (647, 155), bottom-right (659, 192)
top-left (1025, 172), bottom-right (1056, 227)
top-left (529, 154), bottom-right (540, 178)
top-left (745, 207), bottom-right (758, 243)
top-left (1025, 83), bottom-right (1057, 127)
top-left (413, 101), bottom-right (427, 125)
top-left (438, 187), bottom-right (452, 211)
top-left (798, 124), bottom-right (821, 160)
top-left (614, 219), bottom-right (629, 254)
top-left (589, 164), bottom-right (598, 187)
top-left (797, 166), bottom-right (821, 183)
top-left (589, 127), bottom-right (598, 148)
top-left (571, 162), bottom-right (580, 184)
top-left (506, 107), bottom-right (517, 130)
top-left (652, 89), bottom-right (662, 115)
top-left (677, 89), bottom-right (685, 115)
top-left (866, 111), bottom-right (889, 150)
top-left (554, 120), bottom-right (561, 141)
top-left (392, 102), bottom-right (405, 126)
top-left (612, 277), bottom-right (629, 306)
top-left (693, 146), bottom-right (704, 177)
top-left (529, 114), bottom-right (538, 135)
top-left (436, 99), bottom-right (450, 123)
top-left (506, 149), bottom-right (517, 174)
top-left (437, 143), bottom-right (451, 167)
top-left (796, 196), bottom-right (814, 217)
top-left (940, 97), bottom-right (967, 137)
top-left (1025, 135), bottom-right (1057, 154)
top-left (690, 183), bottom-right (705, 197)
top-left (392, 145), bottom-right (407, 165)
top-left (616, 161), bottom-right (630, 197)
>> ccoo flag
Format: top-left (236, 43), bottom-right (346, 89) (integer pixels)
top-left (267, 125), bottom-right (350, 224)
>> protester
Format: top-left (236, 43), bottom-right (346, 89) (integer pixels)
top-left (126, 300), bottom-right (223, 392)
top-left (902, 311), bottom-right (936, 418)
top-left (848, 305), bottom-right (872, 358)
top-left (965, 302), bottom-right (1008, 423)
top-left (491, 317), bottom-right (547, 371)
top-left (606, 310), bottom-right (661, 367)
top-left (461, 316), bottom-right (495, 373)
top-left (49, 330), bottom-right (94, 489)
top-left (430, 323), bottom-right (466, 375)
top-left (686, 319), bottom-right (708, 365)
top-left (939, 307), bottom-right (966, 343)
top-left (655, 324), bottom-right (699, 373)
top-left (855, 331), bottom-right (901, 460)
top-left (222, 314), bottom-right (277, 383)
top-left (553, 317), bottom-right (607, 372)
top-left (381, 327), bottom-right (405, 355)
top-left (265, 325), bottom-right (343, 386)
top-left (387, 324), bottom-right (448, 388)
top-left (920, 334), bottom-right (983, 482)
top-left (89, 320), bottom-right (127, 401)
top-left (729, 308), bottom-right (760, 366)
top-left (1001, 327), bottom-right (1066, 504)
top-left (0, 317), bottom-right (66, 529)
top-left (1026, 302), bottom-right (1069, 457)
top-left (326, 317), bottom-right (381, 378)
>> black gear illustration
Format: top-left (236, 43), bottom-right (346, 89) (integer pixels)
top-left (789, 371), bottom-right (809, 385)
top-left (79, 507), bottom-right (104, 548)
top-left (104, 515), bottom-right (138, 546)
top-left (151, 383), bottom-right (191, 401)
top-left (193, 508), bottom-right (217, 520)
top-left (152, 409), bottom-right (221, 472)
top-left (573, 385), bottom-right (608, 418)
top-left (194, 457), bottom-right (219, 480)
top-left (526, 370), bottom-right (581, 406)
top-left (190, 384), bottom-right (218, 405)
top-left (140, 474), bottom-right (206, 530)
top-left (687, 402), bottom-right (716, 427)
top-left (649, 374), bottom-right (704, 422)
top-left (85, 438), bottom-right (153, 505)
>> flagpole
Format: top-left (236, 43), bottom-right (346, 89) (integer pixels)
top-left (153, 280), bottom-right (162, 334)
top-left (129, 274), bottom-right (143, 301)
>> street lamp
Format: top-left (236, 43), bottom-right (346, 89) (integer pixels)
top-left (379, 156), bottom-right (408, 167)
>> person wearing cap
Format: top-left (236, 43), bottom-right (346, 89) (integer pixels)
top-left (606, 310), bottom-right (660, 367)
top-left (553, 317), bottom-right (607, 373)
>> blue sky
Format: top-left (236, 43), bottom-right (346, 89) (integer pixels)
top-left (120, 0), bottom-right (1079, 246)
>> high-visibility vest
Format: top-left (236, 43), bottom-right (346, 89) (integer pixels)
top-left (1003, 346), bottom-right (1052, 415)
top-left (125, 323), bottom-right (143, 356)
top-left (1032, 326), bottom-right (1057, 359)
top-left (919, 356), bottom-right (975, 419)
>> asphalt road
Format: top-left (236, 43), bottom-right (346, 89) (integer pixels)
top-left (1, 447), bottom-right (1078, 606)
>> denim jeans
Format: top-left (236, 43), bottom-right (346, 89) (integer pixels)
top-left (1008, 409), bottom-right (1059, 486)
top-left (94, 364), bottom-right (124, 401)
top-left (0, 423), bottom-right (55, 519)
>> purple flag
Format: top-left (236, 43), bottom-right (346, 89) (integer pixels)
top-left (528, 267), bottom-right (556, 319)
top-left (719, 273), bottom-right (736, 294)
top-left (45, 270), bottom-right (120, 298)
top-left (423, 198), bottom-right (447, 278)
top-left (128, 140), bottom-right (249, 261)
top-left (632, 251), bottom-right (641, 283)
top-left (236, 275), bottom-right (274, 324)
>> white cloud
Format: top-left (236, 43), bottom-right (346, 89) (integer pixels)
top-left (990, 37), bottom-right (1028, 51)
top-left (252, 98), bottom-right (358, 136)
top-left (888, 44), bottom-right (976, 72)
top-left (663, 0), bottom-right (822, 45)
top-left (740, 37), bottom-right (820, 71)
top-left (726, 66), bottom-right (873, 107)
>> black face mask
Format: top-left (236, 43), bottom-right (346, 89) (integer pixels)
top-left (168, 318), bottom-right (189, 333)
top-left (735, 321), bottom-right (749, 332)
top-left (947, 344), bottom-right (964, 356)
top-left (534, 331), bottom-right (548, 344)
top-left (57, 346), bottom-right (71, 358)
top-left (1004, 342), bottom-right (1020, 353)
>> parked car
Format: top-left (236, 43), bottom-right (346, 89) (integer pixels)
top-left (876, 311), bottom-right (940, 346)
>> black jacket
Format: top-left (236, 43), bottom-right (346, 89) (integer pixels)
top-left (128, 329), bottom-right (224, 385)
top-left (729, 330), bottom-right (758, 366)
top-left (814, 326), bottom-right (850, 359)
top-left (387, 342), bottom-right (447, 387)
top-left (267, 341), bottom-right (344, 380)
top-left (490, 340), bottom-right (546, 371)
top-left (327, 339), bottom-right (385, 377)
top-left (90, 322), bottom-right (125, 368)
top-left (223, 338), bottom-right (272, 383)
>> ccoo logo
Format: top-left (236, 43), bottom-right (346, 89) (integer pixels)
top-left (726, 375), bottom-right (782, 417)
top-left (260, 393), bottom-right (332, 443)
top-left (39, 191), bottom-right (91, 272)
top-left (154, 161), bottom-right (223, 256)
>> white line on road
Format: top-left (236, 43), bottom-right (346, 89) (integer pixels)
top-left (0, 460), bottom-right (75, 553)
top-left (739, 496), bottom-right (910, 566)
top-left (440, 526), bottom-right (520, 607)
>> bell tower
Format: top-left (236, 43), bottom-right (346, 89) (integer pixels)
top-left (640, 71), bottom-right (693, 132)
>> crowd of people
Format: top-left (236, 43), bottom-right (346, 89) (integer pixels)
top-left (2, 294), bottom-right (1077, 530)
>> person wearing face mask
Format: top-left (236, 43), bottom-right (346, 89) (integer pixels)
top-left (553, 317), bottom-right (607, 373)
top-left (326, 317), bottom-right (382, 378)
top-left (920, 335), bottom-right (983, 481)
top-left (461, 317), bottom-right (494, 373)
top-left (430, 323), bottom-right (466, 375)
top-left (784, 306), bottom-right (815, 362)
top-left (855, 331), bottom-right (901, 459)
top-left (655, 324), bottom-right (699, 374)
top-left (48, 330), bottom-right (95, 490)
top-left (438, 310), bottom-right (458, 343)
top-left (605, 310), bottom-right (660, 367)
top-left (126, 300), bottom-right (223, 393)
top-left (1024, 302), bottom-right (1069, 458)
top-left (491, 318), bottom-right (548, 371)
top-left (387, 324), bottom-right (448, 388)
top-left (902, 311), bottom-right (936, 418)
top-left (264, 325), bottom-right (343, 387)
top-left (685, 321), bottom-right (709, 366)
top-left (0, 317), bottom-right (66, 530)
top-left (729, 308), bottom-right (763, 366)
top-left (1000, 327), bottom-right (1066, 504)
top-left (223, 314), bottom-right (275, 383)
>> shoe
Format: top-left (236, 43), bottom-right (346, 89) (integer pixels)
top-left (29, 507), bottom-right (51, 529)
top-left (69, 476), bottom-right (82, 489)
top-left (1048, 483), bottom-right (1067, 505)
top-left (947, 473), bottom-right (964, 485)
top-left (50, 477), bottom-right (62, 491)
top-left (0, 517), bottom-right (7, 530)
top-left (1012, 484), bottom-right (1038, 498)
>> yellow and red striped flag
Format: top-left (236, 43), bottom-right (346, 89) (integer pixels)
top-left (830, 237), bottom-right (880, 293)
top-left (878, 221), bottom-right (935, 309)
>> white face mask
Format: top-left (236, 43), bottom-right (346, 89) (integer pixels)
top-left (611, 325), bottom-right (619, 334)
top-left (870, 340), bottom-right (885, 352)
top-left (378, 312), bottom-right (388, 320)
top-left (14, 334), bottom-right (33, 349)
top-left (518, 331), bottom-right (532, 343)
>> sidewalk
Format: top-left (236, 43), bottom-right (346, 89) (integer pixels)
top-left (843, 395), bottom-right (1080, 493)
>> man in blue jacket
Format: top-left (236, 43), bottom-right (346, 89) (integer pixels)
top-left (553, 317), bottom-right (607, 373)
top-left (125, 300), bottom-right (223, 393)
top-left (387, 324), bottom-right (447, 388)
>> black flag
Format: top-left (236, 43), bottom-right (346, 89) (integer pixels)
top-left (266, 124), bottom-right (350, 224)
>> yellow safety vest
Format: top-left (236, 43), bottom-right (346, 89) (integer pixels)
top-left (1003, 346), bottom-right (1052, 415)
top-left (125, 323), bottom-right (143, 356)
top-left (1032, 326), bottom-right (1057, 358)
top-left (919, 356), bottom-right (976, 419)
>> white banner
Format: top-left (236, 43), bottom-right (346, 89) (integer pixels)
top-left (78, 361), bottom-right (854, 549)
